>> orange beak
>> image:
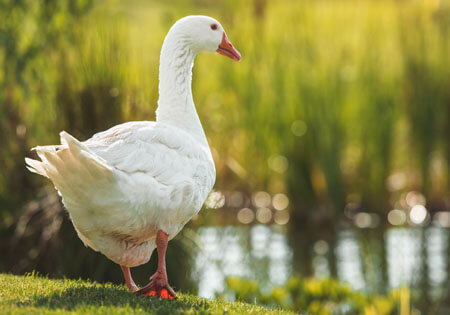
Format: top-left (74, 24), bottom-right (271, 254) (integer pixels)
top-left (217, 32), bottom-right (241, 61)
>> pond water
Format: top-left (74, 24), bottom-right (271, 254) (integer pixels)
top-left (193, 224), bottom-right (449, 307)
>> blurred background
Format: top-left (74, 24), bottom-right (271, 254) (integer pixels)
top-left (1, 0), bottom-right (449, 313)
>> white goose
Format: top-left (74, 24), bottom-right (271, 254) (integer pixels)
top-left (25, 15), bottom-right (241, 299)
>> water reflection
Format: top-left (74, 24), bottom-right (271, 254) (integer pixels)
top-left (335, 231), bottom-right (365, 291)
top-left (427, 227), bottom-right (447, 299)
top-left (194, 224), bottom-right (449, 308)
top-left (387, 228), bottom-right (422, 289)
top-left (194, 225), bottom-right (292, 297)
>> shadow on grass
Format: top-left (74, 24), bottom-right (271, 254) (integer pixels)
top-left (13, 285), bottom-right (211, 314)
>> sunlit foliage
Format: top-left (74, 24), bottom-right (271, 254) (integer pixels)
top-left (223, 276), bottom-right (413, 315)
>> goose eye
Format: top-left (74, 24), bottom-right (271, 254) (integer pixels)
top-left (210, 24), bottom-right (218, 30)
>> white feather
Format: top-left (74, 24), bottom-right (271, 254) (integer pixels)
top-left (25, 16), bottom-right (224, 267)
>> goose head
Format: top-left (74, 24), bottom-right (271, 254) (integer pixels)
top-left (169, 15), bottom-right (241, 61)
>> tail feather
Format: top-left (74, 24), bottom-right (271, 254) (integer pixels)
top-left (24, 131), bottom-right (146, 265)
top-left (25, 131), bottom-right (114, 201)
top-left (24, 157), bottom-right (47, 176)
top-left (60, 131), bottom-right (94, 156)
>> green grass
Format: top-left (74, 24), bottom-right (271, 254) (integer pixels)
top-left (0, 274), bottom-right (293, 315)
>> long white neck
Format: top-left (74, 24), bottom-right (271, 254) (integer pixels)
top-left (156, 31), bottom-right (208, 146)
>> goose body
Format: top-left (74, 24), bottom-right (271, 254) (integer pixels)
top-left (26, 15), bottom-right (241, 297)
top-left (27, 121), bottom-right (215, 267)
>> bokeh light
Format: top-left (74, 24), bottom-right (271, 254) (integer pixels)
top-left (272, 193), bottom-right (289, 211)
top-left (268, 155), bottom-right (288, 173)
top-left (354, 212), bottom-right (371, 228)
top-left (386, 172), bottom-right (407, 192)
top-left (256, 207), bottom-right (272, 224)
top-left (205, 191), bottom-right (225, 209)
top-left (387, 209), bottom-right (407, 226)
top-left (409, 205), bottom-right (428, 225)
top-left (291, 120), bottom-right (307, 137)
top-left (273, 210), bottom-right (289, 225)
top-left (406, 191), bottom-right (426, 207)
top-left (252, 191), bottom-right (271, 208)
top-left (16, 124), bottom-right (26, 138)
top-left (237, 208), bottom-right (255, 224)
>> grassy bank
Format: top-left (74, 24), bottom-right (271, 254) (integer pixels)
top-left (0, 273), bottom-right (292, 314)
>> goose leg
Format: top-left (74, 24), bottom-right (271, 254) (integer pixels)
top-left (121, 265), bottom-right (138, 292)
top-left (135, 230), bottom-right (177, 299)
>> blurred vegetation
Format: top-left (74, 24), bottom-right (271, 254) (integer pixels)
top-left (223, 276), bottom-right (413, 315)
top-left (0, 0), bottom-right (449, 313)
